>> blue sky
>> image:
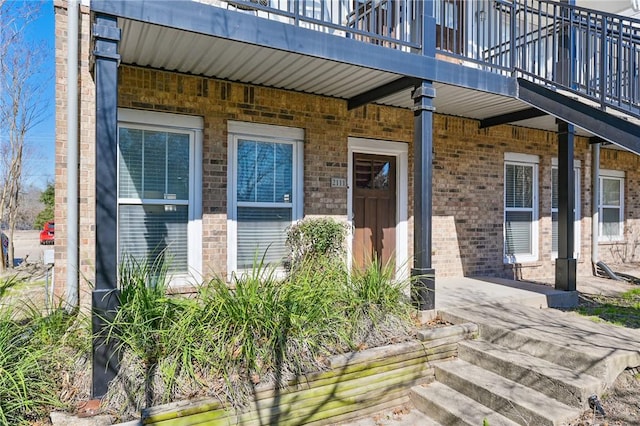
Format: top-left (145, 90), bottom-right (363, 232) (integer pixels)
top-left (23, 1), bottom-right (55, 189)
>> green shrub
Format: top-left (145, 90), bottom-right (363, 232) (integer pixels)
top-left (286, 217), bottom-right (348, 267)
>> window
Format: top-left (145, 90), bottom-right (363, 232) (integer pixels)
top-left (599, 170), bottom-right (624, 241)
top-left (504, 153), bottom-right (539, 263)
top-left (117, 109), bottom-right (203, 282)
top-left (551, 161), bottom-right (581, 257)
top-left (228, 122), bottom-right (303, 274)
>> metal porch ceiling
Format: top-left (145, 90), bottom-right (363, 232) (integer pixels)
top-left (119, 18), bottom-right (592, 136)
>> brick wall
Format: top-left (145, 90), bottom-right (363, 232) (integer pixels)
top-left (118, 65), bottom-right (614, 282)
top-left (118, 66), bottom-right (414, 279)
top-left (55, 2), bottom-right (639, 298)
top-left (599, 148), bottom-right (640, 264)
top-left (431, 118), bottom-right (595, 280)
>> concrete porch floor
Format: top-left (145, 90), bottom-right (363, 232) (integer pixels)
top-left (433, 265), bottom-right (640, 312)
top-left (434, 276), bottom-right (579, 311)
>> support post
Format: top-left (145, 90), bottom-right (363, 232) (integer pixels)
top-left (411, 81), bottom-right (436, 310)
top-left (591, 142), bottom-right (600, 271)
top-left (92, 13), bottom-right (121, 399)
top-left (555, 120), bottom-right (576, 291)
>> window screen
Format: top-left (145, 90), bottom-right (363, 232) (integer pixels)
top-left (599, 176), bottom-right (623, 240)
top-left (504, 160), bottom-right (537, 261)
top-left (235, 139), bottom-right (295, 269)
top-left (118, 127), bottom-right (191, 273)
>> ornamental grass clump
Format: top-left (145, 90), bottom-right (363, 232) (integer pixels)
top-left (194, 257), bottom-right (352, 399)
top-left (0, 277), bottom-right (86, 425)
top-left (347, 258), bottom-right (413, 348)
top-left (103, 237), bottom-right (416, 419)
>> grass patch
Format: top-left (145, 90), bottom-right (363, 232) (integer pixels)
top-left (576, 288), bottom-right (640, 328)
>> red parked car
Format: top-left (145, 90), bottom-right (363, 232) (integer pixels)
top-left (40, 221), bottom-right (55, 245)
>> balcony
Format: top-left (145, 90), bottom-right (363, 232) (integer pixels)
top-left (220, 0), bottom-right (423, 51)
top-left (93, 0), bottom-right (639, 149)
top-left (212, 1), bottom-right (639, 120)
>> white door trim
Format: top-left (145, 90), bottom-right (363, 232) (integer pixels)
top-left (347, 137), bottom-right (409, 281)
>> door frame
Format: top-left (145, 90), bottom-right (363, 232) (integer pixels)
top-left (347, 137), bottom-right (408, 281)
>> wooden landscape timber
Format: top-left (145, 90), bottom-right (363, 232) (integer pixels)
top-left (141, 323), bottom-right (478, 425)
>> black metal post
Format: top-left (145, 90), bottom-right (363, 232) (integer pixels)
top-left (555, 120), bottom-right (576, 291)
top-left (411, 80), bottom-right (436, 310)
top-left (410, 2), bottom-right (437, 311)
top-left (92, 13), bottom-right (121, 399)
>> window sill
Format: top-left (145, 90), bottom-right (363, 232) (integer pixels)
top-left (598, 239), bottom-right (626, 245)
top-left (503, 255), bottom-right (539, 265)
top-left (503, 260), bottom-right (542, 268)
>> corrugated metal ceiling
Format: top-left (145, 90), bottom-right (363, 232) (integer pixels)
top-left (118, 18), bottom-right (593, 136)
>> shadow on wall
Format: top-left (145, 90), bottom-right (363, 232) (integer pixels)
top-left (452, 216), bottom-right (506, 278)
top-left (606, 226), bottom-right (640, 263)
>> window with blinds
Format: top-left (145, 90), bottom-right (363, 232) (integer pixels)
top-left (504, 156), bottom-right (538, 263)
top-left (236, 139), bottom-right (294, 269)
top-left (551, 165), bottom-right (580, 256)
top-left (228, 122), bottom-right (303, 274)
top-left (599, 173), bottom-right (624, 241)
top-left (118, 126), bottom-right (191, 274)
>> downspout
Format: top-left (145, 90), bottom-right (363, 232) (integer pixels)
top-left (591, 142), bottom-right (600, 273)
top-left (66, 0), bottom-right (79, 310)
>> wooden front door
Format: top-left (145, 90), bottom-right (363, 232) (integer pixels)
top-left (352, 153), bottom-right (396, 270)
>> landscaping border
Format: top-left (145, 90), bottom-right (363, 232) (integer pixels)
top-left (138, 323), bottom-right (478, 426)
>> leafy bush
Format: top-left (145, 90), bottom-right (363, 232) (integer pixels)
top-left (286, 217), bottom-right (348, 267)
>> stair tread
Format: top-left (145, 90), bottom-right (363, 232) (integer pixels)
top-left (437, 359), bottom-right (581, 423)
top-left (412, 381), bottom-right (519, 426)
top-left (459, 339), bottom-right (602, 388)
top-left (441, 303), bottom-right (640, 386)
top-left (338, 408), bottom-right (442, 426)
top-left (442, 304), bottom-right (640, 359)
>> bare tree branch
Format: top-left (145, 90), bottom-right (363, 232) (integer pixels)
top-left (0, 1), bottom-right (51, 270)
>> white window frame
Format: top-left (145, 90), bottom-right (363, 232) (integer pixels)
top-left (117, 108), bottom-right (203, 285)
top-left (227, 121), bottom-right (304, 278)
top-left (551, 159), bottom-right (581, 259)
top-left (347, 137), bottom-right (409, 282)
top-left (599, 169), bottom-right (625, 242)
top-left (503, 153), bottom-right (539, 263)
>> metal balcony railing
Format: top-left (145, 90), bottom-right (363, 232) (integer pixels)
top-left (224, 0), bottom-right (422, 51)
top-left (436, 0), bottom-right (640, 119)
top-left (222, 1), bottom-right (638, 118)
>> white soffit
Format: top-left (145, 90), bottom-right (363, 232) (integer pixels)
top-left (119, 19), bottom-right (402, 101)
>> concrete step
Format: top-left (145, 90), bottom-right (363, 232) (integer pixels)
top-left (440, 303), bottom-right (640, 386)
top-left (435, 359), bottom-right (581, 426)
top-left (337, 407), bottom-right (442, 426)
top-left (411, 381), bottom-right (519, 426)
top-left (458, 339), bottom-right (604, 409)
